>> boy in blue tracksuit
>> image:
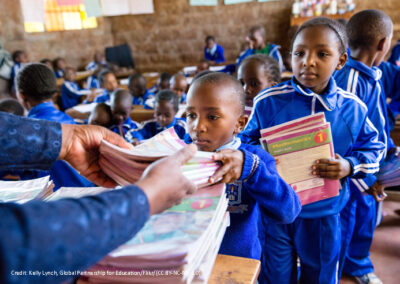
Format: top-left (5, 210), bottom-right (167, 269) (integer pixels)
top-left (92, 70), bottom-right (119, 104)
top-left (15, 63), bottom-right (94, 190)
top-left (334, 10), bottom-right (394, 284)
top-left (128, 73), bottom-right (154, 108)
top-left (379, 61), bottom-right (400, 128)
top-left (387, 39), bottom-right (400, 67)
top-left (170, 73), bottom-right (188, 104)
top-left (108, 89), bottom-right (139, 140)
top-left (61, 67), bottom-right (92, 110)
top-left (236, 25), bottom-right (285, 71)
top-left (127, 90), bottom-right (186, 144)
top-left (241, 18), bottom-right (384, 283)
top-left (204, 35), bottom-right (225, 64)
top-left (185, 72), bottom-right (301, 260)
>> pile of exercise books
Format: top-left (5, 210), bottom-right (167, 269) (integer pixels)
top-left (0, 176), bottom-right (54, 203)
top-left (259, 112), bottom-right (340, 205)
top-left (99, 127), bottom-right (220, 188)
top-left (377, 152), bottom-right (400, 187)
top-left (48, 184), bottom-right (229, 284)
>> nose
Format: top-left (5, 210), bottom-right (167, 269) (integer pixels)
top-left (192, 116), bottom-right (206, 133)
top-left (243, 83), bottom-right (251, 96)
top-left (304, 52), bottom-right (316, 67)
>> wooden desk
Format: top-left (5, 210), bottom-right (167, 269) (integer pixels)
top-left (208, 254), bottom-right (260, 284)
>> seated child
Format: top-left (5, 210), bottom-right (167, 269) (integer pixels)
top-left (128, 73), bottom-right (154, 107)
top-left (388, 38), bottom-right (400, 66)
top-left (53, 57), bottom-right (66, 79)
top-left (204, 35), bottom-right (225, 64)
top-left (196, 60), bottom-right (210, 74)
top-left (237, 54), bottom-right (280, 110)
top-left (241, 17), bottom-right (384, 283)
top-left (40, 58), bottom-right (53, 71)
top-left (170, 73), bottom-right (188, 103)
top-left (185, 72), bottom-right (301, 259)
top-left (86, 51), bottom-right (107, 71)
top-left (127, 90), bottom-right (186, 144)
top-left (88, 103), bottom-right (112, 128)
top-left (15, 63), bottom-right (93, 189)
top-left (86, 52), bottom-right (108, 89)
top-left (109, 89), bottom-right (139, 139)
top-left (93, 70), bottom-right (118, 103)
top-left (61, 67), bottom-right (94, 110)
top-left (10, 50), bottom-right (28, 90)
top-left (236, 25), bottom-right (285, 71)
top-left (0, 98), bottom-right (24, 116)
top-left (148, 72), bottom-right (171, 94)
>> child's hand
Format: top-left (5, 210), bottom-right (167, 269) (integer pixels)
top-left (367, 181), bottom-right (387, 202)
top-left (312, 153), bottom-right (351, 180)
top-left (87, 90), bottom-right (97, 102)
top-left (209, 149), bottom-right (244, 184)
top-left (131, 138), bottom-right (140, 146)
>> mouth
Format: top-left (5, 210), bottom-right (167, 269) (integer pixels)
top-left (300, 72), bottom-right (317, 79)
top-left (192, 138), bottom-right (211, 147)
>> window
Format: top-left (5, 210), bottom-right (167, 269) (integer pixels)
top-left (23, 0), bottom-right (97, 33)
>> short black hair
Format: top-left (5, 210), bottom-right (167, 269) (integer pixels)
top-left (159, 72), bottom-right (171, 83)
top-left (155, 90), bottom-right (179, 112)
top-left (292, 17), bottom-right (348, 54)
top-left (98, 69), bottom-right (114, 84)
top-left (40, 58), bottom-right (52, 65)
top-left (248, 25), bottom-right (266, 38)
top-left (205, 35), bottom-right (215, 42)
top-left (346, 9), bottom-right (393, 50)
top-left (128, 73), bottom-right (146, 86)
top-left (0, 98), bottom-right (24, 116)
top-left (190, 72), bottom-right (245, 114)
top-left (16, 63), bottom-right (58, 101)
top-left (93, 102), bottom-right (111, 115)
top-left (12, 50), bottom-right (25, 62)
top-left (112, 89), bottom-right (132, 106)
top-left (240, 54), bottom-right (281, 83)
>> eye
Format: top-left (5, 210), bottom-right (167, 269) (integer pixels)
top-left (186, 112), bottom-right (197, 119)
top-left (318, 51), bottom-right (330, 57)
top-left (208, 115), bottom-right (220, 120)
top-left (293, 51), bottom-right (304, 56)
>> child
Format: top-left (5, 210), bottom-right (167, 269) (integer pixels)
top-left (196, 60), bottom-right (210, 74)
top-left (53, 57), bottom-right (66, 79)
top-left (88, 102), bottom-right (112, 128)
top-left (10, 50), bottom-right (28, 90)
top-left (387, 38), bottom-right (400, 66)
top-left (184, 72), bottom-right (301, 260)
top-left (204, 35), bottom-right (225, 64)
top-left (86, 51), bottom-right (107, 71)
top-left (109, 89), bottom-right (139, 139)
top-left (241, 17), bottom-right (384, 283)
top-left (170, 73), bottom-right (188, 103)
top-left (148, 72), bottom-right (171, 94)
top-left (61, 67), bottom-right (93, 110)
top-left (334, 10), bottom-right (394, 284)
top-left (15, 63), bottom-right (93, 189)
top-left (237, 54), bottom-right (280, 109)
top-left (0, 98), bottom-right (24, 116)
top-left (40, 59), bottom-right (53, 71)
top-left (128, 73), bottom-right (154, 106)
top-left (93, 70), bottom-right (118, 103)
top-left (127, 90), bottom-right (186, 144)
top-left (236, 25), bottom-right (284, 71)
top-left (86, 52), bottom-right (108, 90)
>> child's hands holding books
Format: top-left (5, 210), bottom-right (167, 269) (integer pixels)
top-left (312, 153), bottom-right (351, 180)
top-left (209, 149), bottom-right (244, 184)
top-left (367, 181), bottom-right (387, 202)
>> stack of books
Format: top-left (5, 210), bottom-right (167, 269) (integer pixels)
top-left (260, 113), bottom-right (340, 205)
top-left (377, 152), bottom-right (400, 187)
top-left (0, 176), bottom-right (54, 203)
top-left (99, 128), bottom-right (220, 188)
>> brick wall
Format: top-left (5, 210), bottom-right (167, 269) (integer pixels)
top-left (0, 0), bottom-right (399, 72)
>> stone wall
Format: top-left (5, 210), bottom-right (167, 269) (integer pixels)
top-left (0, 0), bottom-right (400, 72)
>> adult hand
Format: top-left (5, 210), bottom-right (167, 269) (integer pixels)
top-left (59, 124), bottom-right (133, 187)
top-left (136, 144), bottom-right (198, 215)
top-left (367, 181), bottom-right (387, 202)
top-left (312, 153), bottom-right (351, 180)
top-left (209, 149), bottom-right (244, 184)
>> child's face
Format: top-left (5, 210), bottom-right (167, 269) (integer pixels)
top-left (186, 83), bottom-right (247, 152)
top-left (249, 30), bottom-right (265, 50)
top-left (65, 69), bottom-right (76, 82)
top-left (171, 78), bottom-right (188, 99)
top-left (57, 59), bottom-right (66, 70)
top-left (155, 100), bottom-right (176, 127)
top-left (292, 26), bottom-right (347, 94)
top-left (89, 109), bottom-right (111, 127)
top-left (238, 61), bottom-right (276, 107)
top-left (103, 73), bottom-right (118, 92)
top-left (129, 78), bottom-right (146, 97)
top-left (111, 99), bottom-right (132, 125)
top-left (206, 39), bottom-right (215, 49)
top-left (158, 79), bottom-right (170, 90)
top-left (18, 53), bottom-right (28, 63)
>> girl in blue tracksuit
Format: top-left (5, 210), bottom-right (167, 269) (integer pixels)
top-left (204, 35), bottom-right (226, 64)
top-left (14, 63), bottom-right (94, 190)
top-left (334, 10), bottom-right (394, 281)
top-left (241, 18), bottom-right (384, 284)
top-left (127, 90), bottom-right (186, 144)
top-left (61, 67), bottom-right (91, 110)
top-left (185, 72), bottom-right (301, 260)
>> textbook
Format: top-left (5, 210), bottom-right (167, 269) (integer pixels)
top-left (0, 176), bottom-right (54, 203)
top-left (99, 127), bottom-right (220, 188)
top-left (260, 113), bottom-right (340, 205)
top-left (70, 183), bottom-right (229, 284)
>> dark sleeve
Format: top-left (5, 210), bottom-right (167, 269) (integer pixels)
top-left (0, 185), bottom-right (150, 284)
top-left (216, 45), bottom-right (225, 63)
top-left (0, 112), bottom-right (61, 171)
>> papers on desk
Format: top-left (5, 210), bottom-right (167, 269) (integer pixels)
top-left (72, 102), bottom-right (98, 113)
top-left (0, 176), bottom-right (54, 203)
top-left (99, 127), bottom-right (220, 188)
top-left (81, 183), bottom-right (229, 284)
top-left (260, 113), bottom-right (340, 205)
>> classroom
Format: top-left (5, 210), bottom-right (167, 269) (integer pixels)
top-left (0, 0), bottom-right (400, 283)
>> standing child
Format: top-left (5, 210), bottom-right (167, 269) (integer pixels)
top-left (127, 90), bottom-right (186, 145)
top-left (61, 67), bottom-right (94, 110)
top-left (204, 35), bottom-right (225, 64)
top-left (93, 70), bottom-right (118, 103)
top-left (88, 103), bottom-right (112, 128)
top-left (241, 17), bottom-right (384, 284)
top-left (170, 73), bottom-right (188, 104)
top-left (53, 57), bottom-right (66, 79)
top-left (128, 73), bottom-right (154, 107)
top-left (109, 89), bottom-right (139, 140)
top-left (236, 25), bottom-right (285, 71)
top-left (335, 10), bottom-right (394, 284)
top-left (185, 72), bottom-right (301, 259)
top-left (237, 54), bottom-right (280, 110)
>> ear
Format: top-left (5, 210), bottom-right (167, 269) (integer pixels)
top-left (234, 114), bottom-right (248, 135)
top-left (16, 91), bottom-right (30, 110)
top-left (377, 37), bottom-right (388, 52)
top-left (336, 52), bottom-right (348, 71)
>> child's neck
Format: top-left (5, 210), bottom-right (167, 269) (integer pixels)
top-left (350, 48), bottom-right (377, 68)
